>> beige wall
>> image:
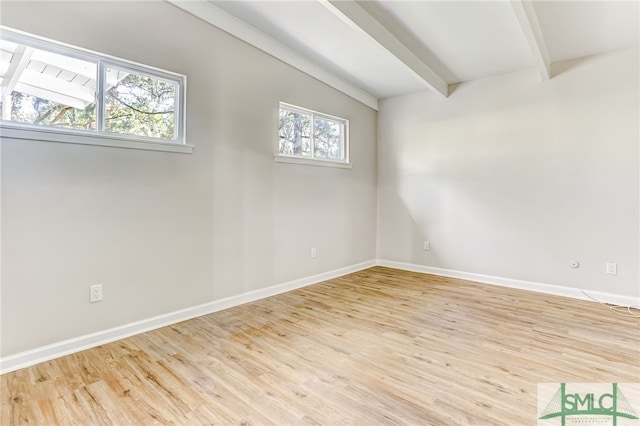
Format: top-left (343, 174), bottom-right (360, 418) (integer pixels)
top-left (0, 1), bottom-right (378, 356)
top-left (377, 47), bottom-right (639, 297)
top-left (2, 0), bottom-right (638, 359)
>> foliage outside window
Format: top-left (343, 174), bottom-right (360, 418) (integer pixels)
top-left (0, 27), bottom-right (188, 152)
top-left (103, 65), bottom-right (177, 140)
top-left (278, 102), bottom-right (349, 166)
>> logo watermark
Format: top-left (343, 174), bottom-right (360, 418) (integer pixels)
top-left (538, 383), bottom-right (640, 426)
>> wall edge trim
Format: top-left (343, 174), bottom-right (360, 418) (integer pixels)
top-left (4, 259), bottom-right (636, 374)
top-left (376, 259), bottom-right (640, 307)
top-left (0, 260), bottom-right (376, 374)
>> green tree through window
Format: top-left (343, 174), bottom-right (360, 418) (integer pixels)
top-left (7, 73), bottom-right (176, 140)
top-left (0, 28), bottom-right (185, 148)
top-left (104, 69), bottom-right (176, 140)
top-left (278, 103), bottom-right (347, 163)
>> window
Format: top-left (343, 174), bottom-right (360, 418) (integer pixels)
top-left (277, 102), bottom-right (350, 168)
top-left (0, 27), bottom-right (189, 153)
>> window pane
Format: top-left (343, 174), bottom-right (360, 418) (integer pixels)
top-left (313, 117), bottom-right (343, 160)
top-left (0, 42), bottom-right (97, 130)
top-left (279, 109), bottom-right (311, 157)
top-left (103, 66), bottom-right (177, 140)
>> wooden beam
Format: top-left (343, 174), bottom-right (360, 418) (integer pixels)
top-left (0, 45), bottom-right (33, 97)
top-left (30, 49), bottom-right (96, 80)
top-left (320, 0), bottom-right (448, 98)
top-left (510, 0), bottom-right (551, 80)
top-left (14, 82), bottom-right (89, 109)
top-left (166, 0), bottom-right (379, 110)
top-left (19, 67), bottom-right (96, 104)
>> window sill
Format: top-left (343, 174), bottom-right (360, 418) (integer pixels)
top-left (274, 155), bottom-right (352, 169)
top-left (0, 126), bottom-right (194, 154)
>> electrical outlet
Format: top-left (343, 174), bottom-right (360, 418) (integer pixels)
top-left (606, 262), bottom-right (617, 275)
top-left (311, 247), bottom-right (317, 258)
top-left (90, 284), bottom-right (103, 303)
top-left (423, 241), bottom-right (430, 251)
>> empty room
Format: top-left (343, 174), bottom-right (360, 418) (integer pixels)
top-left (1, 0), bottom-right (638, 425)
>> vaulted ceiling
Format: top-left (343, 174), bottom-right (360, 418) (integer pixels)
top-left (169, 0), bottom-right (639, 110)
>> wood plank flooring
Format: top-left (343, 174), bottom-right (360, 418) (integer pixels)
top-left (2, 267), bottom-right (639, 425)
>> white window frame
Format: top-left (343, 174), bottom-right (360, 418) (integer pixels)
top-left (0, 26), bottom-right (191, 154)
top-left (276, 102), bottom-right (351, 169)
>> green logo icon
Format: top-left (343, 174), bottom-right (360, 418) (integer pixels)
top-left (539, 383), bottom-right (638, 426)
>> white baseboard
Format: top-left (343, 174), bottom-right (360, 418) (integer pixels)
top-left (3, 258), bottom-right (636, 374)
top-left (0, 260), bottom-right (376, 375)
top-left (377, 259), bottom-right (640, 308)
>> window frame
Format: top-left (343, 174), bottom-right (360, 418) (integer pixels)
top-left (0, 26), bottom-right (191, 154)
top-left (276, 102), bottom-right (351, 169)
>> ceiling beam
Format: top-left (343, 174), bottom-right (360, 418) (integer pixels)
top-left (30, 50), bottom-right (96, 80)
top-left (14, 82), bottom-right (88, 109)
top-left (19, 67), bottom-right (96, 105)
top-left (1, 45), bottom-right (33, 97)
top-left (166, 0), bottom-right (379, 110)
top-left (320, 0), bottom-right (448, 98)
top-left (510, 0), bottom-right (551, 80)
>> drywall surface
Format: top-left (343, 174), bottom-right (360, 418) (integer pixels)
top-left (0, 1), bottom-right (377, 356)
top-left (377, 47), bottom-right (639, 298)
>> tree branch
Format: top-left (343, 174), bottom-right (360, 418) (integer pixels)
top-left (110, 95), bottom-right (173, 115)
top-left (106, 113), bottom-right (134, 121)
top-left (34, 105), bottom-right (56, 125)
top-left (49, 106), bottom-right (73, 125)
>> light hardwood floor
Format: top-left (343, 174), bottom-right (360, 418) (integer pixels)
top-left (2, 267), bottom-right (639, 425)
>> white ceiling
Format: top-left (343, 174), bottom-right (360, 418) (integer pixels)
top-left (170, 0), bottom-right (640, 108)
top-left (376, 1), bottom-right (535, 83)
top-left (532, 1), bottom-right (639, 62)
top-left (214, 0), bottom-right (425, 98)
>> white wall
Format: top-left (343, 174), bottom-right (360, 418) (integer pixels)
top-left (2, 1), bottom-right (638, 362)
top-left (0, 1), bottom-right (377, 356)
top-left (377, 47), bottom-right (639, 298)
